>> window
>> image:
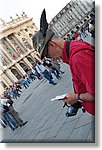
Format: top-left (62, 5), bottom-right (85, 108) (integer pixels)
top-left (63, 9), bottom-right (65, 13)
top-left (29, 33), bottom-right (33, 38)
top-left (25, 28), bottom-right (28, 32)
top-left (17, 32), bottom-right (21, 36)
top-left (22, 38), bottom-right (26, 41)
top-left (54, 17), bottom-right (57, 22)
top-left (70, 1), bottom-right (73, 6)
top-left (57, 14), bottom-right (61, 18)
top-left (67, 4), bottom-right (70, 9)
top-left (31, 26), bottom-right (34, 29)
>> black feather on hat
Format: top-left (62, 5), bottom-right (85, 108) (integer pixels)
top-left (32, 9), bottom-right (54, 59)
top-left (40, 9), bottom-right (48, 37)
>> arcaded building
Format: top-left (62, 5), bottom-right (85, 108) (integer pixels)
top-left (0, 12), bottom-right (40, 94)
top-left (0, 0), bottom-right (94, 94)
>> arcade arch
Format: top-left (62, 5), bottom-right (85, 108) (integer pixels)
top-left (11, 68), bottom-right (22, 80)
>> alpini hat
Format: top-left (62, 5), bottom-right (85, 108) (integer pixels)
top-left (32, 9), bottom-right (55, 59)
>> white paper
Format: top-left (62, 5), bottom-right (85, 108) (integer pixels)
top-left (51, 94), bottom-right (67, 101)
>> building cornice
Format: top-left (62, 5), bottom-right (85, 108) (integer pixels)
top-left (0, 17), bottom-right (33, 38)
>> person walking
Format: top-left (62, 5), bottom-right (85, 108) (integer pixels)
top-left (0, 97), bottom-right (28, 128)
top-left (0, 99), bottom-right (18, 131)
top-left (36, 61), bottom-right (57, 85)
top-left (43, 57), bottom-right (61, 79)
top-left (32, 66), bottom-right (42, 80)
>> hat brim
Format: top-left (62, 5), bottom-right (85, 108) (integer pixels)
top-left (40, 30), bottom-right (54, 59)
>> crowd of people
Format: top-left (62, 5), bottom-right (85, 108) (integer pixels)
top-left (3, 58), bottom-right (64, 99)
top-left (65, 13), bottom-right (95, 41)
top-left (0, 9), bottom-right (95, 131)
top-left (0, 58), bottom-right (64, 130)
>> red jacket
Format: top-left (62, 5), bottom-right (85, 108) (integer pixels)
top-left (62, 40), bottom-right (95, 115)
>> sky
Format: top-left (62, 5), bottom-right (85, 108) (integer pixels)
top-left (1, 0), bottom-right (102, 149)
top-left (0, 0), bottom-right (69, 28)
top-left (0, 0), bottom-right (69, 73)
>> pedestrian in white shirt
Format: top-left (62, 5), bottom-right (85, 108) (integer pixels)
top-left (36, 61), bottom-right (57, 85)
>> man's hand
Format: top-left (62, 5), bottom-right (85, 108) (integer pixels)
top-left (63, 93), bottom-right (78, 105)
top-left (63, 92), bottom-right (95, 105)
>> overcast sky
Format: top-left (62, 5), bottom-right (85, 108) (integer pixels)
top-left (0, 0), bottom-right (69, 28)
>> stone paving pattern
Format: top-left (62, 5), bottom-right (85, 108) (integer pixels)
top-left (0, 36), bottom-right (95, 143)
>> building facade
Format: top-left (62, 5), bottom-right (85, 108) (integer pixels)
top-left (49, 0), bottom-right (94, 38)
top-left (0, 12), bottom-right (40, 94)
top-left (0, 0), bottom-right (95, 94)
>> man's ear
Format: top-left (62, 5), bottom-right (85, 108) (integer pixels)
top-left (48, 41), bottom-right (53, 47)
top-left (49, 41), bottom-right (57, 48)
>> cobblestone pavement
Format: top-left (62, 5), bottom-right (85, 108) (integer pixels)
top-left (0, 36), bottom-right (95, 143)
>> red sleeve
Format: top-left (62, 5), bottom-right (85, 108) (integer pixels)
top-left (72, 50), bottom-right (95, 97)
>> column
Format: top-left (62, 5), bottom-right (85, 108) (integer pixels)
top-left (30, 53), bottom-right (36, 64)
top-left (30, 52), bottom-right (35, 58)
top-left (5, 69), bottom-right (18, 83)
top-left (29, 52), bottom-right (35, 60)
top-left (5, 37), bottom-right (20, 57)
top-left (0, 83), bottom-right (4, 95)
top-left (0, 46), bottom-right (13, 63)
top-left (14, 32), bottom-right (33, 52)
top-left (2, 73), bottom-right (13, 86)
top-left (13, 34), bottom-right (28, 53)
top-left (23, 58), bottom-right (32, 68)
top-left (15, 63), bottom-right (26, 76)
top-left (21, 29), bottom-right (32, 43)
top-left (33, 52), bottom-right (41, 61)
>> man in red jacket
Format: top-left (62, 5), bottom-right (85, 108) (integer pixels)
top-left (32, 9), bottom-right (95, 115)
top-left (32, 30), bottom-right (95, 115)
